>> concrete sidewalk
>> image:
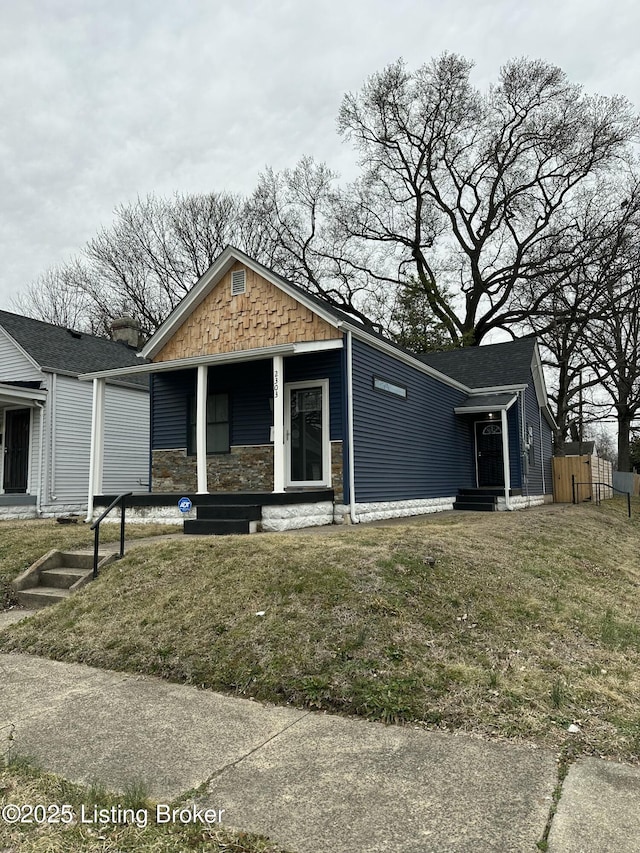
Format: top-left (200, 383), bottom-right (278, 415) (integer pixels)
top-left (1, 652), bottom-right (639, 852)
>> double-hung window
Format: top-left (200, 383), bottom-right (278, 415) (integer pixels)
top-left (188, 392), bottom-right (230, 454)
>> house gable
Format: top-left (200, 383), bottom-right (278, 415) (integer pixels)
top-left (154, 261), bottom-right (342, 362)
top-left (0, 325), bottom-right (42, 383)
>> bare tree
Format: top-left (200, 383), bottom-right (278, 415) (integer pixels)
top-left (246, 157), bottom-right (391, 329)
top-left (337, 54), bottom-right (639, 345)
top-left (12, 260), bottom-right (99, 332)
top-left (14, 190), bottom-right (249, 338)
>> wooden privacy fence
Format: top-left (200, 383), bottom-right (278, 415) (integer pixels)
top-left (552, 454), bottom-right (613, 503)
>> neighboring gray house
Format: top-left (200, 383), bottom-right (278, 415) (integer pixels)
top-left (0, 311), bottom-right (150, 519)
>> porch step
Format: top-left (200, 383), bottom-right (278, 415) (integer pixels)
top-left (454, 491), bottom-right (498, 512)
top-left (195, 505), bottom-right (261, 521)
top-left (454, 500), bottom-right (496, 512)
top-left (183, 502), bottom-right (262, 536)
top-left (184, 518), bottom-right (252, 536)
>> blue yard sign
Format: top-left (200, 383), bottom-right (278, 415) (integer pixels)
top-left (178, 496), bottom-right (193, 514)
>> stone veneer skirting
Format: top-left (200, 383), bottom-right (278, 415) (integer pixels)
top-left (350, 497), bottom-right (456, 523)
top-left (152, 442), bottom-right (344, 499)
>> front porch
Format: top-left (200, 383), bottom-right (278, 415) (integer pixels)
top-left (94, 489), bottom-right (338, 533)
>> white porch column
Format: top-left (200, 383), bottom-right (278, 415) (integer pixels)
top-left (273, 355), bottom-right (284, 493)
top-left (501, 408), bottom-right (511, 510)
top-left (86, 377), bottom-right (105, 522)
top-left (196, 364), bottom-right (208, 494)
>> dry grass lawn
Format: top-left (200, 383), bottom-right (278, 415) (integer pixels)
top-left (1, 500), bottom-right (640, 761)
top-left (0, 760), bottom-right (288, 853)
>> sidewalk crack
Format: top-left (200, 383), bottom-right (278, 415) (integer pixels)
top-left (537, 741), bottom-right (580, 851)
top-left (174, 709), bottom-right (313, 804)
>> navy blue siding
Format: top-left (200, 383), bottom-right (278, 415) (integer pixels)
top-left (152, 370), bottom-right (194, 449)
top-left (151, 361), bottom-right (273, 450)
top-left (523, 381), bottom-right (553, 495)
top-left (285, 350), bottom-right (343, 441)
top-left (351, 339), bottom-right (475, 502)
top-left (217, 360), bottom-right (272, 445)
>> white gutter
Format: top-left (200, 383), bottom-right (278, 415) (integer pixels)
top-left (79, 343), bottom-right (300, 381)
top-left (346, 330), bottom-right (358, 524)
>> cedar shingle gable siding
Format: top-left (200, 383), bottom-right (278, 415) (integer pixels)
top-left (154, 263), bottom-right (341, 362)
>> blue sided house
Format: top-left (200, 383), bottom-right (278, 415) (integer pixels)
top-left (82, 246), bottom-right (555, 532)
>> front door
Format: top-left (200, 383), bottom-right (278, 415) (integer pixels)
top-left (3, 408), bottom-right (31, 493)
top-left (475, 420), bottom-right (504, 488)
top-left (285, 381), bottom-right (330, 487)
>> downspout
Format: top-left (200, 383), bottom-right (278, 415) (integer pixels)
top-left (501, 408), bottom-right (511, 510)
top-left (539, 407), bottom-right (546, 495)
top-left (520, 390), bottom-right (529, 498)
top-left (49, 372), bottom-right (57, 500)
top-left (35, 401), bottom-right (45, 516)
top-left (85, 377), bottom-right (105, 523)
top-left (346, 330), bottom-right (358, 523)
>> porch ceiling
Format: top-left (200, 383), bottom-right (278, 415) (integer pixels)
top-left (0, 383), bottom-right (47, 406)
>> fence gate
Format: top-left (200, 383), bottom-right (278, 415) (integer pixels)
top-left (552, 454), bottom-right (613, 503)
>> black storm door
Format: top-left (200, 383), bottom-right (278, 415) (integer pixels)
top-left (3, 408), bottom-right (30, 493)
top-left (475, 420), bottom-right (504, 488)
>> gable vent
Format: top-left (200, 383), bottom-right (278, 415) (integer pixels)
top-left (231, 269), bottom-right (246, 296)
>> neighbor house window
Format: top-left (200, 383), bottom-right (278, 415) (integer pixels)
top-left (373, 376), bottom-right (407, 399)
top-left (188, 393), bottom-right (230, 454)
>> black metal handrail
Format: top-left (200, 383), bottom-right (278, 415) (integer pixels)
top-left (90, 492), bottom-right (132, 578)
top-left (571, 476), bottom-right (632, 518)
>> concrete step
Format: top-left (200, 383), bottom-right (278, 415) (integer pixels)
top-left (454, 501), bottom-right (496, 512)
top-left (57, 551), bottom-right (98, 570)
top-left (196, 505), bottom-right (261, 521)
top-left (184, 519), bottom-right (252, 535)
top-left (16, 587), bottom-right (71, 609)
top-left (39, 567), bottom-right (92, 589)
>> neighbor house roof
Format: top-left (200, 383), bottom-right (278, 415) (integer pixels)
top-left (0, 310), bottom-right (149, 384)
top-left (417, 338), bottom-right (538, 388)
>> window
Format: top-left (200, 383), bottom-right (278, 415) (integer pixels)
top-left (373, 376), bottom-right (407, 399)
top-left (188, 393), bottom-right (230, 454)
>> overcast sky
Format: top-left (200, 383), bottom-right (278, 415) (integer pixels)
top-left (1, 0), bottom-right (639, 310)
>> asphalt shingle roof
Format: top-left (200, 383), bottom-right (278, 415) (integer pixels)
top-left (0, 311), bottom-right (149, 383)
top-left (416, 338), bottom-right (537, 389)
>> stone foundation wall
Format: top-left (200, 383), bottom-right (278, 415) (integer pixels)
top-left (152, 446), bottom-right (274, 492)
top-left (0, 504), bottom-right (38, 521)
top-left (152, 441), bottom-right (344, 496)
top-left (330, 441), bottom-right (343, 502)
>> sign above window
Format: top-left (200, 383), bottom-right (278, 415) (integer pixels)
top-left (373, 376), bottom-right (407, 399)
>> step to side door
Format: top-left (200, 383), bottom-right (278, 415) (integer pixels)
top-left (453, 492), bottom-right (498, 512)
